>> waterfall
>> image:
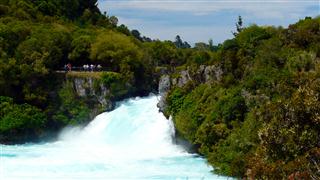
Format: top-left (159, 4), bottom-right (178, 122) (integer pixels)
top-left (0, 96), bottom-right (228, 180)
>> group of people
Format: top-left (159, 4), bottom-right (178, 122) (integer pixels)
top-left (82, 64), bottom-right (102, 71)
top-left (63, 63), bottom-right (103, 72)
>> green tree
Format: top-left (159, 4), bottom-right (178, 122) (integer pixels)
top-left (131, 29), bottom-right (142, 41)
top-left (90, 30), bottom-right (143, 71)
top-left (69, 35), bottom-right (94, 65)
top-left (0, 96), bottom-right (47, 142)
top-left (233, 15), bottom-right (244, 36)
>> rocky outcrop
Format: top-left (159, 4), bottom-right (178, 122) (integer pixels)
top-left (201, 65), bottom-right (223, 82)
top-left (157, 65), bottom-right (223, 114)
top-left (171, 65), bottom-right (223, 88)
top-left (67, 76), bottom-right (114, 119)
top-left (172, 70), bottom-right (192, 87)
top-left (158, 74), bottom-right (171, 94)
top-left (157, 74), bottom-right (171, 113)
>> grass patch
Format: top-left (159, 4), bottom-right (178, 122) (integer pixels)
top-left (66, 72), bottom-right (104, 79)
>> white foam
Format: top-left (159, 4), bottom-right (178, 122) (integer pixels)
top-left (0, 96), bottom-right (229, 180)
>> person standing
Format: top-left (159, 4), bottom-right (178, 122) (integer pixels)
top-left (90, 64), bottom-right (94, 72)
top-left (97, 64), bottom-right (102, 71)
top-left (64, 64), bottom-right (68, 72)
top-left (67, 63), bottom-right (72, 71)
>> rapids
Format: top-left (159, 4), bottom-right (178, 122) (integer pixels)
top-left (0, 96), bottom-right (229, 180)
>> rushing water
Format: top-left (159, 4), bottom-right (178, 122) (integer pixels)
top-left (0, 96), bottom-right (229, 180)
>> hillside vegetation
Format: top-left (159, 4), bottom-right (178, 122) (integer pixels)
top-left (0, 0), bottom-right (214, 142)
top-left (1, 0), bottom-right (319, 178)
top-left (164, 17), bottom-right (320, 178)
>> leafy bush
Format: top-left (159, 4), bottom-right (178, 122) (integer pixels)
top-left (165, 16), bottom-right (320, 179)
top-left (101, 72), bottom-right (129, 98)
top-left (90, 31), bottom-right (143, 70)
top-left (0, 96), bottom-right (46, 141)
top-left (53, 82), bottom-right (90, 126)
top-left (209, 110), bottom-right (262, 177)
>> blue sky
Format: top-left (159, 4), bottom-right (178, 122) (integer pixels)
top-left (98, 0), bottom-right (320, 45)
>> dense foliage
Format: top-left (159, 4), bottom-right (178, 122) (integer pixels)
top-left (1, 0), bottom-right (319, 178)
top-left (165, 17), bottom-right (320, 178)
top-left (0, 96), bottom-right (46, 143)
top-left (0, 0), bottom-right (206, 142)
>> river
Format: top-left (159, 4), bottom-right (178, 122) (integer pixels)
top-left (0, 96), bottom-right (229, 180)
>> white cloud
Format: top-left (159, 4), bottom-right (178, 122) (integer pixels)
top-left (98, 0), bottom-right (319, 43)
top-left (99, 0), bottom-right (318, 19)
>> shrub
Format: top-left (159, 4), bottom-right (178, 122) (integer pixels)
top-left (0, 96), bottom-right (46, 137)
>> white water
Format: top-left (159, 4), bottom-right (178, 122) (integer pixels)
top-left (0, 96), bottom-right (228, 180)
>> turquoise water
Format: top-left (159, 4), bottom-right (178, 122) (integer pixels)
top-left (0, 96), bottom-right (229, 180)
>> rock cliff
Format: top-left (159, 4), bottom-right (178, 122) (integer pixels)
top-left (66, 75), bottom-right (114, 119)
top-left (157, 65), bottom-right (223, 113)
top-left (71, 77), bottom-right (114, 110)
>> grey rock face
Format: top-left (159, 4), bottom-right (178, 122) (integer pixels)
top-left (157, 65), bottom-right (224, 116)
top-left (204, 65), bottom-right (223, 82)
top-left (157, 75), bottom-right (171, 113)
top-left (157, 94), bottom-right (167, 114)
top-left (158, 75), bottom-right (171, 94)
top-left (73, 78), bottom-right (86, 97)
top-left (70, 77), bottom-right (113, 112)
top-left (177, 70), bottom-right (192, 87)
